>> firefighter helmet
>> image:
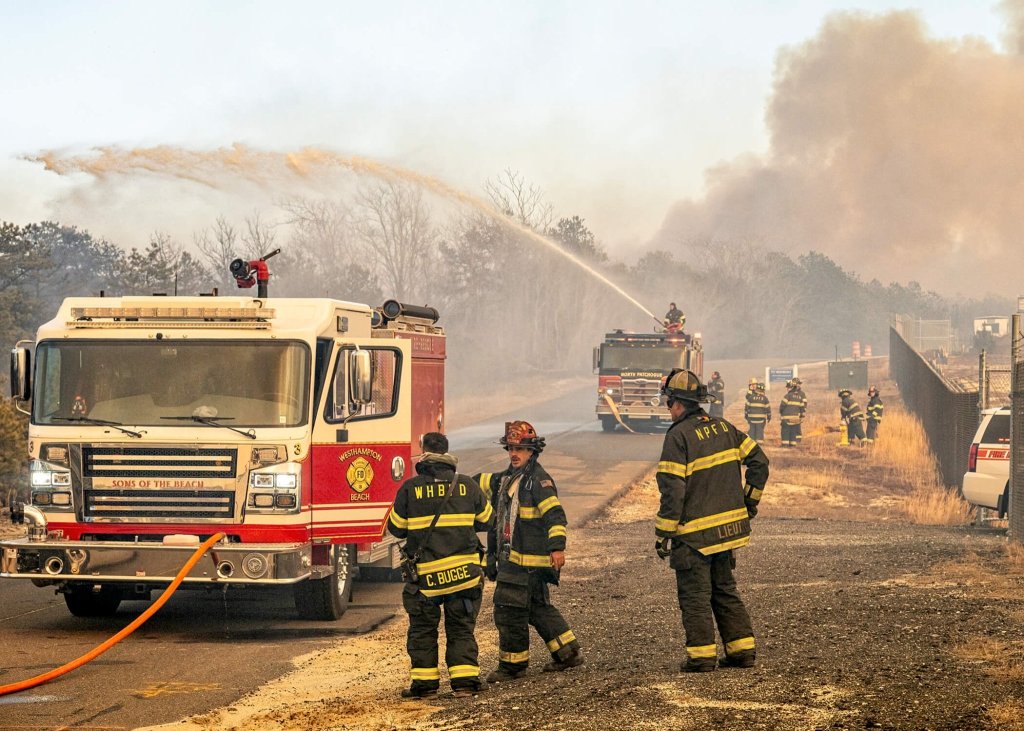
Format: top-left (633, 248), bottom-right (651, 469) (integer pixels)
top-left (499, 420), bottom-right (546, 452)
top-left (661, 368), bottom-right (708, 403)
top-left (755, 382), bottom-right (766, 392)
top-left (838, 389), bottom-right (852, 398)
top-left (748, 377), bottom-right (758, 390)
top-left (791, 377), bottom-right (802, 386)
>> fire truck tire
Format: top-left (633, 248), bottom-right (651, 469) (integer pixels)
top-left (294, 544), bottom-right (354, 620)
top-left (600, 415), bottom-right (616, 432)
top-left (63, 585), bottom-right (122, 617)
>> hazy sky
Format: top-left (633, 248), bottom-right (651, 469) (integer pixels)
top-left (0, 1), bottom-right (1011, 280)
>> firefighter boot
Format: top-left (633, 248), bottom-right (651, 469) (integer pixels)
top-left (542, 646), bottom-right (585, 673)
top-left (719, 652), bottom-right (756, 669)
top-left (486, 667), bottom-right (526, 683)
top-left (450, 681), bottom-right (487, 698)
top-left (680, 659), bottom-right (716, 673)
top-left (401, 683), bottom-right (439, 699)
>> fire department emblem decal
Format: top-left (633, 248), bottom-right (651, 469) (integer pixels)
top-left (346, 457), bottom-right (374, 493)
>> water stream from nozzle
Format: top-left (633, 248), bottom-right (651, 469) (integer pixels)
top-left (30, 145), bottom-right (659, 323)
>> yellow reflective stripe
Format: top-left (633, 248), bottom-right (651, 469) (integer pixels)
top-left (478, 473), bottom-right (492, 492)
top-left (519, 506), bottom-right (541, 519)
top-left (747, 487), bottom-right (763, 501)
top-left (548, 525), bottom-right (567, 539)
top-left (410, 667), bottom-right (440, 680)
top-left (389, 511), bottom-right (408, 529)
top-left (406, 513), bottom-right (476, 530)
top-left (476, 502), bottom-right (493, 523)
top-left (699, 536), bottom-right (751, 555)
top-left (419, 575), bottom-right (481, 597)
top-left (656, 516), bottom-right (680, 533)
top-left (677, 508), bottom-right (748, 535)
top-left (739, 437), bottom-right (756, 457)
top-left (687, 448), bottom-right (741, 476)
top-left (448, 664), bottom-right (480, 679)
top-left (687, 644), bottom-right (717, 659)
top-left (658, 460), bottom-right (688, 478)
top-left (726, 637), bottom-right (756, 654)
top-left (417, 553), bottom-right (481, 573)
top-left (546, 629), bottom-right (576, 651)
top-left (537, 496), bottom-right (561, 515)
top-left (500, 649), bottom-right (530, 663)
top-left (509, 550), bottom-right (552, 568)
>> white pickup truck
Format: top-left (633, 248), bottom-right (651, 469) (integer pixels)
top-left (962, 406), bottom-right (1010, 516)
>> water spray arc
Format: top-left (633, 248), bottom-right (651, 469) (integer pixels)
top-left (30, 145), bottom-right (658, 323)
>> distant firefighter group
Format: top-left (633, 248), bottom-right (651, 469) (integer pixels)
top-left (740, 379), bottom-right (884, 447)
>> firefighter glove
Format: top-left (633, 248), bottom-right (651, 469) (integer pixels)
top-left (746, 503), bottom-right (758, 520)
top-left (485, 554), bottom-right (498, 581)
top-left (655, 537), bottom-right (672, 560)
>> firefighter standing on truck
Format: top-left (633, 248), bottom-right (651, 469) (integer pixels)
top-left (655, 369), bottom-right (770, 671)
top-left (866, 386), bottom-right (884, 443)
top-left (482, 420), bottom-right (583, 683)
top-left (388, 432), bottom-right (493, 699)
top-left (743, 380), bottom-right (770, 441)
top-left (839, 389), bottom-right (867, 446)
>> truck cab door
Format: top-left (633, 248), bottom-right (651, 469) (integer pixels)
top-left (308, 340), bottom-right (412, 543)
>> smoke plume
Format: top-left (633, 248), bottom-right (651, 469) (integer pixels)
top-left (653, 8), bottom-right (1024, 297)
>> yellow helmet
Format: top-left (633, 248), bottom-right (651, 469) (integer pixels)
top-left (661, 369), bottom-right (708, 403)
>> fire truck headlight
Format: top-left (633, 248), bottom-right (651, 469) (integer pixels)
top-left (31, 471), bottom-right (52, 487)
top-left (50, 492), bottom-right (72, 506)
top-left (252, 494), bottom-right (275, 508)
top-left (33, 492), bottom-right (52, 505)
top-left (252, 474), bottom-right (274, 489)
top-left (274, 474), bottom-right (297, 489)
top-left (51, 472), bottom-right (72, 487)
top-left (274, 494), bottom-right (296, 508)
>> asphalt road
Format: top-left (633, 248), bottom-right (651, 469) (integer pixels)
top-left (0, 383), bottom-right (659, 731)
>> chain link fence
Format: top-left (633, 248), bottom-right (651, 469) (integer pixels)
top-left (1010, 315), bottom-right (1024, 541)
top-left (890, 325), bottom-right (978, 488)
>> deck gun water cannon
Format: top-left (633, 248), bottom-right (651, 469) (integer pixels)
top-left (230, 248), bottom-right (281, 298)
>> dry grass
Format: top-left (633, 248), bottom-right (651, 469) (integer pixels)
top-left (871, 411), bottom-right (944, 489)
top-left (987, 700), bottom-right (1024, 730)
top-left (951, 636), bottom-right (1024, 682)
top-left (903, 484), bottom-right (975, 525)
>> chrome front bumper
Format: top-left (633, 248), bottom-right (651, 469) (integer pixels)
top-left (0, 537), bottom-right (311, 585)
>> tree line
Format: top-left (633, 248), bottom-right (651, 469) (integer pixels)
top-left (0, 170), bottom-right (1011, 504)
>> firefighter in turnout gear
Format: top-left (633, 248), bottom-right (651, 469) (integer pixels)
top-left (655, 369), bottom-right (770, 672)
top-left (483, 420), bottom-right (583, 683)
top-left (839, 389), bottom-right (867, 445)
top-left (866, 386), bottom-right (884, 443)
top-left (743, 380), bottom-right (770, 441)
top-left (707, 371), bottom-right (725, 419)
top-left (779, 379), bottom-right (807, 447)
top-left (388, 432), bottom-right (493, 698)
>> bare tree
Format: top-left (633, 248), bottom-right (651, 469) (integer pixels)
top-left (355, 181), bottom-right (437, 301)
top-left (484, 168), bottom-right (554, 232)
top-left (194, 216), bottom-right (238, 287)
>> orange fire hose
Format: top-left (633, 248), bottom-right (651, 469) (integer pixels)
top-left (600, 393), bottom-right (637, 433)
top-left (0, 532), bottom-right (225, 696)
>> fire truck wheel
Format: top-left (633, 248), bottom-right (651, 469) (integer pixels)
top-left (294, 544), bottom-right (354, 620)
top-left (63, 584), bottom-right (123, 617)
top-left (600, 415), bottom-right (616, 432)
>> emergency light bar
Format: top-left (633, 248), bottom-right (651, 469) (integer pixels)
top-left (68, 306), bottom-right (276, 329)
top-left (71, 306), bottom-right (275, 320)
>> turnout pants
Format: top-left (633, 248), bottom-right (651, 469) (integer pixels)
top-left (675, 548), bottom-right (755, 667)
top-left (847, 419), bottom-right (866, 443)
top-left (780, 421), bottom-right (799, 446)
top-left (866, 419), bottom-right (880, 442)
top-left (493, 574), bottom-right (579, 673)
top-left (403, 585), bottom-right (483, 692)
top-left (746, 421), bottom-right (765, 441)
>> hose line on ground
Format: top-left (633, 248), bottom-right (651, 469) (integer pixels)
top-left (0, 532), bottom-right (226, 696)
top-left (601, 393), bottom-right (637, 433)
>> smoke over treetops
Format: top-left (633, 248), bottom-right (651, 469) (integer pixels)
top-left (653, 6), bottom-right (1024, 298)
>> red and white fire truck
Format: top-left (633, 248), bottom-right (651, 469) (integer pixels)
top-left (2, 293), bottom-right (444, 620)
top-left (593, 328), bottom-right (703, 431)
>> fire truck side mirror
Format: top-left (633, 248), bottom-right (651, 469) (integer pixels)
top-left (10, 347), bottom-right (31, 401)
top-left (349, 350), bottom-right (373, 405)
top-left (592, 346), bottom-right (600, 374)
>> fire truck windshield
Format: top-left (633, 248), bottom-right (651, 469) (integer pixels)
top-left (33, 340), bottom-right (310, 428)
top-left (600, 345), bottom-right (687, 372)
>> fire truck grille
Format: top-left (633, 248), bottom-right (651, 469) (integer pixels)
top-left (83, 489), bottom-right (235, 519)
top-left (622, 378), bottom-right (663, 404)
top-left (83, 447), bottom-right (237, 479)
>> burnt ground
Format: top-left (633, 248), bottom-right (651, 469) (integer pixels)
top-left (417, 481), bottom-right (1022, 731)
